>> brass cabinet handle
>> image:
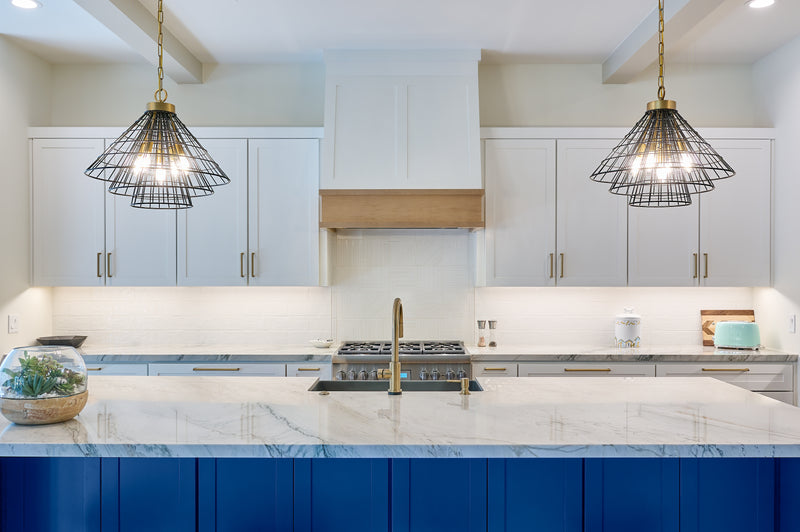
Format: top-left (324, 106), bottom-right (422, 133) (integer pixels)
top-left (240, 252), bottom-right (245, 278)
top-left (693, 253), bottom-right (698, 279)
top-left (87, 367), bottom-right (102, 371)
top-left (250, 252), bottom-right (256, 278)
top-left (297, 368), bottom-right (321, 372)
top-left (549, 253), bottom-right (554, 279)
top-left (193, 367), bottom-right (241, 372)
top-left (559, 253), bottom-right (564, 278)
top-left (96, 252), bottom-right (102, 278)
top-left (107, 252), bottom-right (112, 278)
top-left (483, 367), bottom-right (507, 371)
top-left (703, 253), bottom-right (708, 279)
top-left (702, 368), bottom-right (750, 372)
top-left (564, 368), bottom-right (612, 372)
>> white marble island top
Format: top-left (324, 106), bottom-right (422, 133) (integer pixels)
top-left (2, 376), bottom-right (800, 459)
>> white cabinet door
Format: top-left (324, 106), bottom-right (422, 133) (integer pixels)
top-left (556, 140), bottom-right (628, 286)
top-left (484, 139), bottom-right (556, 286)
top-left (85, 364), bottom-right (149, 376)
top-left (31, 138), bottom-right (106, 286)
top-left (248, 139), bottom-right (319, 286)
top-left (472, 363), bottom-right (518, 377)
top-left (655, 363), bottom-right (792, 392)
top-left (177, 139), bottom-right (248, 286)
top-left (628, 202), bottom-right (700, 286)
top-left (286, 363), bottom-right (332, 379)
top-left (149, 363), bottom-right (286, 376)
top-left (699, 140), bottom-right (771, 287)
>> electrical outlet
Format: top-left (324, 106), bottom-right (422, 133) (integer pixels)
top-left (789, 314), bottom-right (797, 334)
top-left (7, 314), bottom-right (19, 334)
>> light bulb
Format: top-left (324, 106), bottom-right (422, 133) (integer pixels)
top-left (656, 166), bottom-right (670, 181)
top-left (133, 154), bottom-right (151, 175)
top-left (155, 168), bottom-right (167, 183)
top-left (681, 154), bottom-right (694, 169)
top-left (631, 156), bottom-right (643, 174)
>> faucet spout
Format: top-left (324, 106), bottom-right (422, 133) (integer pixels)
top-left (389, 298), bottom-right (404, 395)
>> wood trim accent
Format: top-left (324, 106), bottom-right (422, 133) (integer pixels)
top-left (319, 189), bottom-right (485, 229)
top-left (700, 309), bottom-right (755, 347)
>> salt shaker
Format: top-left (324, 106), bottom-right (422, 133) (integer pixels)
top-left (488, 320), bottom-right (498, 348)
top-left (477, 320), bottom-right (487, 347)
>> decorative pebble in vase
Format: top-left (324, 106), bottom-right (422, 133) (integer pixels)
top-left (0, 346), bottom-right (88, 425)
top-left (614, 308), bottom-right (641, 348)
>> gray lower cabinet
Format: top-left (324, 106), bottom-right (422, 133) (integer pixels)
top-left (518, 363), bottom-right (656, 377)
top-left (472, 363), bottom-right (518, 377)
top-left (656, 363), bottom-right (794, 403)
top-left (286, 363), bottom-right (332, 379)
top-left (85, 363), bottom-right (149, 376)
top-left (148, 363), bottom-right (287, 377)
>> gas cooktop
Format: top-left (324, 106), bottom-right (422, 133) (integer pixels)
top-left (337, 341), bottom-right (466, 356)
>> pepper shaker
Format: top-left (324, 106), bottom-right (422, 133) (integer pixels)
top-left (488, 320), bottom-right (498, 348)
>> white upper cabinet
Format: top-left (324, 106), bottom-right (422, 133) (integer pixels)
top-left (31, 138), bottom-right (106, 286)
top-left (628, 203), bottom-right (700, 287)
top-left (484, 139), bottom-right (556, 286)
top-left (177, 139), bottom-right (249, 286)
top-left (321, 51), bottom-right (481, 189)
top-left (248, 138), bottom-right (320, 286)
top-left (699, 139), bottom-right (771, 287)
top-left (556, 139), bottom-right (628, 286)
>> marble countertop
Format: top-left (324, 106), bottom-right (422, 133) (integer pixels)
top-left (79, 344), bottom-right (337, 363)
top-left (3, 376), bottom-right (800, 459)
top-left (467, 345), bottom-right (797, 362)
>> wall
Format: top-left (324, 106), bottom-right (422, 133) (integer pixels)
top-left (0, 36), bottom-right (53, 353)
top-left (752, 34), bottom-right (800, 352)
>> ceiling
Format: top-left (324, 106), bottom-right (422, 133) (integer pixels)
top-left (0, 0), bottom-right (797, 71)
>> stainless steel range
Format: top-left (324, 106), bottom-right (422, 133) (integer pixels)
top-left (332, 341), bottom-right (470, 381)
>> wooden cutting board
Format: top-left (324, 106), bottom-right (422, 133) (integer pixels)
top-left (700, 309), bottom-right (755, 346)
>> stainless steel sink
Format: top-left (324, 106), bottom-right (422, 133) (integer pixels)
top-left (309, 379), bottom-right (483, 392)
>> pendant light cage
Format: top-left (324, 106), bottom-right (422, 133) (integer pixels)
top-left (84, 0), bottom-right (228, 209)
top-left (85, 109), bottom-right (229, 209)
top-left (589, 0), bottom-right (735, 207)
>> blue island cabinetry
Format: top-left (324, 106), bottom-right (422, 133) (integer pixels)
top-left (0, 457), bottom-right (794, 532)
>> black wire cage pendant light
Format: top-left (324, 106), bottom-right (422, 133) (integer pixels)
top-left (590, 0), bottom-right (734, 207)
top-left (84, 0), bottom-right (228, 209)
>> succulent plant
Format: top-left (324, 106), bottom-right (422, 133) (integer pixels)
top-left (2, 352), bottom-right (85, 399)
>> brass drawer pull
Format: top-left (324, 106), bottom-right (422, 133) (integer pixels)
top-left (96, 252), bottom-right (103, 278)
top-left (703, 253), bottom-right (709, 279)
top-left (107, 252), bottom-right (112, 278)
top-left (702, 368), bottom-right (750, 372)
top-left (693, 253), bottom-right (698, 279)
top-left (240, 252), bottom-right (245, 278)
top-left (192, 367), bottom-right (241, 372)
top-left (549, 253), bottom-right (554, 279)
top-left (483, 367), bottom-right (507, 371)
top-left (297, 368), bottom-right (321, 372)
top-left (559, 253), bottom-right (565, 278)
top-left (250, 252), bottom-right (256, 278)
top-left (87, 367), bottom-right (102, 371)
top-left (564, 368), bottom-right (612, 372)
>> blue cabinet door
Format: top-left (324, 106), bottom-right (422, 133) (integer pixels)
top-left (488, 458), bottom-right (582, 532)
top-left (680, 458), bottom-right (775, 532)
top-left (294, 458), bottom-right (390, 532)
top-left (584, 458), bottom-right (679, 532)
top-left (0, 457), bottom-right (101, 532)
top-left (778, 458), bottom-right (800, 530)
top-left (391, 458), bottom-right (487, 532)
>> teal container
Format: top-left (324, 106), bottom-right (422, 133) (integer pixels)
top-left (713, 321), bottom-right (760, 349)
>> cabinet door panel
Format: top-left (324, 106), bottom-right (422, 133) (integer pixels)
top-left (177, 139), bottom-right (248, 286)
top-left (85, 364), bottom-right (148, 376)
top-left (484, 139), bottom-right (556, 286)
top-left (32, 138), bottom-right (106, 286)
top-left (557, 140), bottom-right (628, 286)
top-left (700, 140), bottom-right (771, 286)
top-left (149, 363), bottom-right (285, 376)
top-left (656, 363), bottom-right (793, 391)
top-left (286, 363), bottom-right (332, 379)
top-left (248, 139), bottom-right (319, 286)
top-left (519, 363), bottom-right (655, 377)
top-left (407, 78), bottom-right (480, 188)
top-left (628, 202), bottom-right (699, 286)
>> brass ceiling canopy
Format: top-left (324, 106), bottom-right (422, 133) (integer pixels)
top-left (590, 0), bottom-right (734, 208)
top-left (84, 0), bottom-right (228, 209)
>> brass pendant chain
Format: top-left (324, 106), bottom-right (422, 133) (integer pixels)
top-left (155, 0), bottom-right (167, 103)
top-left (657, 0), bottom-right (665, 100)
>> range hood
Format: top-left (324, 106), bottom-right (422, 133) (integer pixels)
top-left (319, 189), bottom-right (484, 229)
top-left (320, 50), bottom-right (483, 229)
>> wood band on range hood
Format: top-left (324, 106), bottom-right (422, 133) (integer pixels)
top-left (319, 189), bottom-right (485, 229)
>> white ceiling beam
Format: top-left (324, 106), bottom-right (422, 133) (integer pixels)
top-left (72, 0), bottom-right (202, 84)
top-left (602, 0), bottom-right (726, 84)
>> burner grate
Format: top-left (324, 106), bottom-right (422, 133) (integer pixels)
top-left (337, 341), bottom-right (465, 356)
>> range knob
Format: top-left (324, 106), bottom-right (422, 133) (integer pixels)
top-left (348, 369), bottom-right (357, 381)
top-left (457, 369), bottom-right (467, 380)
top-left (445, 369), bottom-right (456, 380)
top-left (358, 370), bottom-right (369, 381)
top-left (430, 368), bottom-right (441, 381)
top-left (336, 370), bottom-right (347, 381)
top-left (369, 369), bottom-right (378, 380)
top-left (419, 368), bottom-right (429, 380)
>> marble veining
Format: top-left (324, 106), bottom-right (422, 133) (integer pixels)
top-left (2, 376), bottom-right (800, 459)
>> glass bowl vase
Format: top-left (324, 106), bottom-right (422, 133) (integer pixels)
top-left (0, 345), bottom-right (88, 425)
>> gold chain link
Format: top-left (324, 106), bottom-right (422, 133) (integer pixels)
top-left (155, 0), bottom-right (167, 102)
top-left (657, 0), bottom-right (665, 100)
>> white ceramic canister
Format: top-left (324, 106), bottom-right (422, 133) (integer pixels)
top-left (614, 307), bottom-right (641, 348)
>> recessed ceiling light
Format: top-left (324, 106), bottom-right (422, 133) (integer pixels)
top-left (746, 0), bottom-right (774, 8)
top-left (11, 0), bottom-right (42, 8)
